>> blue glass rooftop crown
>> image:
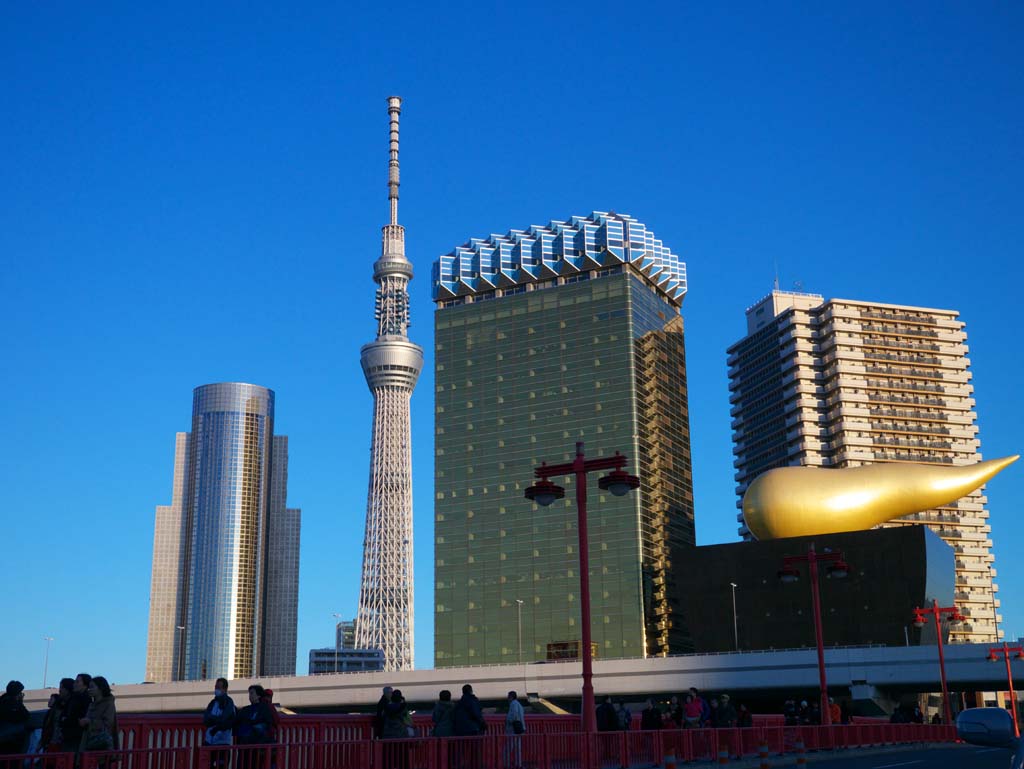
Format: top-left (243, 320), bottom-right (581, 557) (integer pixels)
top-left (431, 211), bottom-right (687, 305)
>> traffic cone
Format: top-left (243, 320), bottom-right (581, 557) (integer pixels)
top-left (759, 739), bottom-right (770, 769)
top-left (664, 751), bottom-right (677, 769)
top-left (718, 747), bottom-right (729, 764)
top-left (794, 737), bottom-right (807, 766)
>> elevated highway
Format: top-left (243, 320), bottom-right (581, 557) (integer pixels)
top-left (24, 643), bottom-right (1014, 713)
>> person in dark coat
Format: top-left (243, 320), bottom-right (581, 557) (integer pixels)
top-left (0, 681), bottom-right (30, 754)
top-left (381, 690), bottom-right (412, 769)
top-left (640, 699), bottom-right (662, 731)
top-left (717, 695), bottom-right (737, 728)
top-left (783, 699), bottom-right (798, 726)
top-left (203, 678), bottom-right (237, 745)
top-left (234, 685), bottom-right (275, 745)
top-left (381, 690), bottom-right (410, 739)
top-left (59, 673), bottom-right (92, 753)
top-left (737, 704), bottom-right (753, 728)
top-left (453, 684), bottom-right (485, 769)
top-left (374, 687), bottom-right (394, 739)
top-left (432, 690), bottom-right (455, 737)
top-left (596, 696), bottom-right (618, 732)
top-left (40, 679), bottom-right (73, 751)
top-left (668, 695), bottom-right (683, 729)
top-left (203, 678), bottom-right (236, 769)
top-left (453, 685), bottom-right (485, 737)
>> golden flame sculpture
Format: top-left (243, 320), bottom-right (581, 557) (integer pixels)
top-left (742, 456), bottom-right (1019, 541)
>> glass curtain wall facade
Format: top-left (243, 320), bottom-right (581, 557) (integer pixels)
top-left (183, 383), bottom-right (275, 680)
top-left (261, 436), bottom-right (302, 676)
top-left (433, 215), bottom-right (694, 667)
top-left (144, 383), bottom-right (301, 682)
top-left (145, 432), bottom-right (189, 683)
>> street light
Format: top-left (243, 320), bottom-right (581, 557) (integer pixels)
top-left (175, 625), bottom-right (186, 681)
top-left (42, 637), bottom-right (54, 689)
top-left (987, 642), bottom-right (1024, 737)
top-left (911, 599), bottom-right (963, 725)
top-left (525, 441), bottom-right (640, 734)
top-left (515, 599), bottom-right (526, 697)
top-left (729, 583), bottom-right (738, 652)
top-left (332, 613), bottom-right (343, 674)
top-left (777, 543), bottom-right (849, 726)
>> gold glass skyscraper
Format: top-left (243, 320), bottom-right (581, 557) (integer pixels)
top-left (432, 212), bottom-right (695, 667)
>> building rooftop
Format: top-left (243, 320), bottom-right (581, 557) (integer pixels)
top-left (431, 211), bottom-right (686, 305)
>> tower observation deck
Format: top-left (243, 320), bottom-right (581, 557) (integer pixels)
top-left (355, 96), bottom-right (423, 671)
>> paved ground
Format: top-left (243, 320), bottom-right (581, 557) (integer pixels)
top-left (744, 744), bottom-right (1009, 768)
top-left (612, 743), bottom-right (1011, 768)
top-left (805, 744), bottom-right (1011, 767)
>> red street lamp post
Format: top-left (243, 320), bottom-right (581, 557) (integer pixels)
top-left (778, 544), bottom-right (850, 727)
top-left (525, 441), bottom-right (640, 734)
top-left (987, 642), bottom-right (1024, 737)
top-left (912, 599), bottom-right (964, 726)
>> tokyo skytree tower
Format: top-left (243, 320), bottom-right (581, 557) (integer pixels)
top-left (355, 96), bottom-right (422, 671)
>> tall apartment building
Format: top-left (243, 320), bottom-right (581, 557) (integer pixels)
top-left (144, 383), bottom-right (301, 682)
top-left (432, 211), bottom-right (695, 667)
top-left (728, 290), bottom-right (1000, 642)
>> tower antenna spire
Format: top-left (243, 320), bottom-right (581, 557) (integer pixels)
top-left (387, 96), bottom-right (401, 226)
top-left (355, 96), bottom-right (422, 671)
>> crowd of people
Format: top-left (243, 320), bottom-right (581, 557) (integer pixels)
top-left (373, 684), bottom-right (523, 769)
top-left (782, 696), bottom-right (849, 726)
top-left (596, 687), bottom-right (753, 731)
top-left (0, 675), bottom-right (118, 757)
top-left (373, 683), bottom-right (524, 743)
top-left (0, 675), bottom-right (287, 760)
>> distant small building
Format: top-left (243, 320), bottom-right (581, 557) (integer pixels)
top-left (308, 647), bottom-right (384, 674)
top-left (335, 620), bottom-right (356, 650)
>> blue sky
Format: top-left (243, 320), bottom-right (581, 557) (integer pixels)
top-left (2, 3), bottom-right (1021, 687)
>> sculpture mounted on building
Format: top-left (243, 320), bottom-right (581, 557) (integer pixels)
top-left (742, 455), bottom-right (1018, 540)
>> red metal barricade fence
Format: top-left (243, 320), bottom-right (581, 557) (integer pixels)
top-left (59, 721), bottom-right (958, 769)
top-left (80, 746), bottom-right (192, 769)
top-left (0, 753), bottom-right (75, 769)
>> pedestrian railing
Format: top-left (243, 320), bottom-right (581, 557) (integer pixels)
top-left (6, 722), bottom-right (955, 769)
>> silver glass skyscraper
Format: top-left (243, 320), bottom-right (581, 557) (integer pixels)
top-left (144, 382), bottom-right (301, 682)
top-left (354, 97), bottom-right (422, 671)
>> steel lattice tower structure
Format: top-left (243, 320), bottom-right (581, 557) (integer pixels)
top-left (354, 96), bottom-right (423, 671)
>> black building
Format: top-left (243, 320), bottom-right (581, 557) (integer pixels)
top-left (683, 526), bottom-right (955, 653)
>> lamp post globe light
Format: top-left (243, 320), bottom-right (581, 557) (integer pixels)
top-left (911, 599), bottom-right (964, 726)
top-left (42, 636), bottom-right (54, 689)
top-left (987, 642), bottom-right (1024, 737)
top-left (777, 543), bottom-right (849, 727)
top-left (525, 441), bottom-right (640, 735)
